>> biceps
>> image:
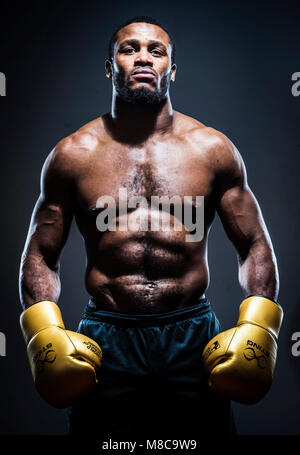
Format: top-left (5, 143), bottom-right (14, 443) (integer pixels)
top-left (24, 194), bottom-right (73, 267)
top-left (216, 185), bottom-right (269, 256)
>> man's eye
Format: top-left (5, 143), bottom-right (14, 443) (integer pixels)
top-left (123, 48), bottom-right (135, 54)
top-left (152, 49), bottom-right (164, 56)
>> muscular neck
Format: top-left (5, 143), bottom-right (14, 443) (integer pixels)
top-left (107, 90), bottom-right (174, 144)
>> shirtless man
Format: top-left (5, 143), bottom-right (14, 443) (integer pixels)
top-left (19, 16), bottom-right (283, 439)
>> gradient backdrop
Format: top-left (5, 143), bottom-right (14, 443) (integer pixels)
top-left (0, 0), bottom-right (299, 435)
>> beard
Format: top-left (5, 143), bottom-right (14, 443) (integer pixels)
top-left (113, 70), bottom-right (171, 106)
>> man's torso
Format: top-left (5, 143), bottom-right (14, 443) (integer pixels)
top-left (60, 110), bottom-right (228, 313)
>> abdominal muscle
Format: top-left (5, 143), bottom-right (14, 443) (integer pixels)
top-left (83, 209), bottom-right (209, 314)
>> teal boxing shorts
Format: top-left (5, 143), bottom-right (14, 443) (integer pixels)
top-left (68, 296), bottom-right (236, 439)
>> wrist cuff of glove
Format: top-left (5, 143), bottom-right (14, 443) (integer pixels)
top-left (237, 295), bottom-right (283, 339)
top-left (20, 301), bottom-right (65, 344)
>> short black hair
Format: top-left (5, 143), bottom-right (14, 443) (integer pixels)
top-left (108, 16), bottom-right (176, 64)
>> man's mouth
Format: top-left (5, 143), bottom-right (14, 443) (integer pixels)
top-left (133, 73), bottom-right (155, 81)
top-left (132, 69), bottom-right (156, 81)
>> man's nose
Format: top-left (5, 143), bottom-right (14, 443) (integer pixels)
top-left (134, 48), bottom-right (153, 66)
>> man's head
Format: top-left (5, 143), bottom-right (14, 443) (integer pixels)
top-left (106, 16), bottom-right (177, 105)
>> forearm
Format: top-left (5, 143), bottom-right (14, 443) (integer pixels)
top-left (238, 239), bottom-right (279, 301)
top-left (19, 251), bottom-right (61, 310)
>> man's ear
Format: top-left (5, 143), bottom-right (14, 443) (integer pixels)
top-left (170, 63), bottom-right (177, 82)
top-left (105, 58), bottom-right (113, 78)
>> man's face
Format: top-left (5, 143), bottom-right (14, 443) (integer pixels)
top-left (106, 22), bottom-right (176, 105)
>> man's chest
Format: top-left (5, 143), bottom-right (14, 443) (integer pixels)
top-left (74, 140), bottom-right (216, 211)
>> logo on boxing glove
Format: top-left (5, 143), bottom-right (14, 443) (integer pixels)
top-left (33, 342), bottom-right (56, 373)
top-left (203, 340), bottom-right (220, 361)
top-left (243, 340), bottom-right (270, 369)
top-left (82, 340), bottom-right (102, 359)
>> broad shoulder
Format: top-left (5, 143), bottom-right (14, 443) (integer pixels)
top-left (43, 116), bottom-right (106, 178)
top-left (56, 116), bottom-right (105, 157)
top-left (174, 111), bottom-right (245, 177)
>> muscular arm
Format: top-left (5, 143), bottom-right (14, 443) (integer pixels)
top-left (19, 140), bottom-right (75, 309)
top-left (214, 134), bottom-right (279, 301)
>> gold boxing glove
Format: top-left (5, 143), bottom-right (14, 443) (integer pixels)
top-left (202, 295), bottom-right (283, 404)
top-left (20, 300), bottom-right (102, 408)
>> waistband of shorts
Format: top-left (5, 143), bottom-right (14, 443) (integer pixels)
top-left (82, 296), bottom-right (212, 327)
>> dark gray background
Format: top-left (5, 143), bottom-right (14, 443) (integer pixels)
top-left (0, 0), bottom-right (299, 435)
